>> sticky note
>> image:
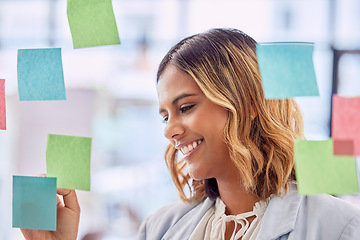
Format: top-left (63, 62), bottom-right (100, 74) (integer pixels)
top-left (332, 94), bottom-right (360, 155)
top-left (0, 79), bottom-right (5, 130)
top-left (333, 139), bottom-right (354, 156)
top-left (12, 176), bottom-right (57, 231)
top-left (46, 134), bottom-right (91, 191)
top-left (67, 0), bottom-right (121, 48)
top-left (295, 139), bottom-right (359, 195)
top-left (17, 48), bottom-right (66, 101)
top-left (256, 42), bottom-right (319, 99)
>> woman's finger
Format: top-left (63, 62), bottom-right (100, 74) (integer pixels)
top-left (57, 188), bottom-right (80, 213)
top-left (57, 188), bottom-right (71, 196)
top-left (57, 194), bottom-right (63, 207)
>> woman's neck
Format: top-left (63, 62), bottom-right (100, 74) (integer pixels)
top-left (216, 176), bottom-right (260, 216)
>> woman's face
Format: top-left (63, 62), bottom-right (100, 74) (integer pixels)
top-left (157, 64), bottom-right (234, 181)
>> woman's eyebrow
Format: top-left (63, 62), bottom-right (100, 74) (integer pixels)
top-left (159, 93), bottom-right (198, 114)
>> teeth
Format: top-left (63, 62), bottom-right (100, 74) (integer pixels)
top-left (181, 140), bottom-right (202, 155)
top-left (188, 144), bottom-right (193, 151)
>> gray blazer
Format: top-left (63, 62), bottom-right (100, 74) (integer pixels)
top-left (137, 187), bottom-right (360, 239)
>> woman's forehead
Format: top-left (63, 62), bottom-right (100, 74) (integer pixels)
top-left (157, 65), bottom-right (203, 103)
top-left (158, 65), bottom-right (200, 91)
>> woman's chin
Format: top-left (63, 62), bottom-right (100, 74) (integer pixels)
top-left (188, 167), bottom-right (206, 181)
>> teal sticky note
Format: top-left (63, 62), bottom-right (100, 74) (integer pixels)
top-left (295, 139), bottom-right (359, 195)
top-left (17, 48), bottom-right (66, 101)
top-left (256, 42), bottom-right (319, 99)
top-left (67, 0), bottom-right (121, 48)
top-left (46, 134), bottom-right (91, 191)
top-left (12, 176), bottom-right (57, 231)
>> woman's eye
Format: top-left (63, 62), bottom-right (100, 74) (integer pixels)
top-left (180, 105), bottom-right (195, 113)
top-left (162, 116), bottom-right (168, 124)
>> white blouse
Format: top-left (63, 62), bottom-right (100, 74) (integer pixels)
top-left (189, 197), bottom-right (271, 240)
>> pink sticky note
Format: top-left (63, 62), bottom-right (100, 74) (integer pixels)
top-left (332, 94), bottom-right (360, 155)
top-left (333, 139), bottom-right (354, 156)
top-left (0, 79), bottom-right (5, 130)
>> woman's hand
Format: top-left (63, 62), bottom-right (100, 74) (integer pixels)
top-left (21, 188), bottom-right (80, 240)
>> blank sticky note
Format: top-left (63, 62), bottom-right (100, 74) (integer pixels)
top-left (67, 0), bottom-right (121, 48)
top-left (256, 42), bottom-right (319, 99)
top-left (0, 79), bottom-right (5, 130)
top-left (295, 139), bottom-right (359, 195)
top-left (46, 134), bottom-right (91, 191)
top-left (332, 94), bottom-right (360, 155)
top-left (12, 176), bottom-right (57, 231)
top-left (333, 139), bottom-right (354, 156)
top-left (17, 48), bottom-right (66, 101)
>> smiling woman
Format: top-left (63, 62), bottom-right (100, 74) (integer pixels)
top-left (136, 28), bottom-right (360, 240)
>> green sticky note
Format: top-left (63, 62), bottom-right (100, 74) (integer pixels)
top-left (295, 139), bottom-right (359, 195)
top-left (67, 0), bottom-right (121, 48)
top-left (256, 42), bottom-right (319, 99)
top-left (46, 134), bottom-right (91, 191)
top-left (13, 176), bottom-right (57, 231)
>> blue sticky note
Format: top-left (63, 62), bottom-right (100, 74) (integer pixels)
top-left (12, 176), bottom-right (57, 231)
top-left (256, 42), bottom-right (319, 99)
top-left (17, 48), bottom-right (66, 101)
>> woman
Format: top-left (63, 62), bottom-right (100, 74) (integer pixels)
top-left (137, 28), bottom-right (360, 239)
top-left (21, 28), bottom-right (360, 240)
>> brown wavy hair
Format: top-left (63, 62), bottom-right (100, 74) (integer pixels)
top-left (157, 28), bottom-right (303, 202)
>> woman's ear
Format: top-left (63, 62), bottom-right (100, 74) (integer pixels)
top-left (251, 106), bottom-right (258, 120)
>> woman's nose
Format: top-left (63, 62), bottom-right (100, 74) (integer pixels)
top-left (164, 117), bottom-right (185, 140)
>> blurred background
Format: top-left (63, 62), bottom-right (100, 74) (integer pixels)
top-left (0, 0), bottom-right (360, 239)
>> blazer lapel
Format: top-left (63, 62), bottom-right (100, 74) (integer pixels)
top-left (256, 186), bottom-right (303, 240)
